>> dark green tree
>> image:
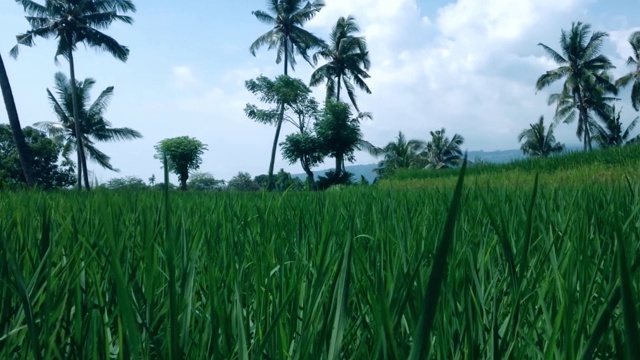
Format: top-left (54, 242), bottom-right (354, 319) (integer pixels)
top-left (421, 128), bottom-right (464, 169)
top-left (228, 172), bottom-right (260, 192)
top-left (517, 116), bottom-right (565, 157)
top-left (310, 15), bottom-right (371, 111)
top-left (101, 176), bottom-right (147, 190)
top-left (315, 100), bottom-right (362, 177)
top-left (536, 22), bottom-right (617, 150)
top-left (373, 131), bottom-right (425, 176)
top-left (188, 172), bottom-right (225, 191)
top-left (11, 0), bottom-right (136, 189)
top-left (154, 136), bottom-right (208, 191)
top-left (245, 75), bottom-right (312, 190)
top-left (593, 106), bottom-right (639, 147)
top-left (0, 124), bottom-right (74, 189)
top-left (36, 72), bottom-right (142, 189)
top-left (0, 53), bottom-right (34, 186)
top-left (616, 31), bottom-right (640, 111)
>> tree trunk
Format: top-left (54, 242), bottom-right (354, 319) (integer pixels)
top-left (0, 54), bottom-right (35, 187)
top-left (575, 88), bottom-right (591, 151)
top-left (335, 154), bottom-right (342, 177)
top-left (68, 45), bottom-right (89, 190)
top-left (81, 145), bottom-right (90, 189)
top-left (336, 74), bottom-right (341, 102)
top-left (301, 159), bottom-right (316, 191)
top-left (180, 172), bottom-right (188, 191)
top-left (267, 39), bottom-right (289, 191)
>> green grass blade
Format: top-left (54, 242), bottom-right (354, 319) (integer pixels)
top-left (409, 156), bottom-right (467, 360)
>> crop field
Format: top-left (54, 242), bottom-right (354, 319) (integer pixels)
top-left (1, 163), bottom-right (640, 359)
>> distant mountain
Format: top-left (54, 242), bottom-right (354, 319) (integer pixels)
top-left (294, 145), bottom-right (583, 183)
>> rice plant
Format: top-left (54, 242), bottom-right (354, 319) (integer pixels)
top-left (1, 161), bottom-right (639, 359)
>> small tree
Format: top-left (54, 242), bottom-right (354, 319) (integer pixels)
top-left (518, 116), bottom-right (564, 157)
top-left (102, 176), bottom-right (147, 190)
top-left (245, 75), bottom-right (312, 190)
top-left (188, 172), bottom-right (225, 191)
top-left (154, 136), bottom-right (207, 190)
top-left (315, 100), bottom-right (362, 178)
top-left (228, 172), bottom-right (260, 192)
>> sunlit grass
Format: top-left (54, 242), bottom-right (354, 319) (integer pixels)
top-left (1, 153), bottom-right (640, 358)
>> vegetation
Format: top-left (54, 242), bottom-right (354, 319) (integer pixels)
top-left (249, 0), bottom-right (325, 190)
top-left (3, 1), bottom-right (640, 358)
top-left (0, 124), bottom-right (74, 189)
top-left (518, 116), bottom-right (565, 157)
top-left (616, 31), bottom-right (640, 110)
top-left (0, 53), bottom-right (34, 186)
top-left (36, 72), bottom-right (142, 188)
top-left (154, 136), bottom-right (208, 191)
top-left (310, 15), bottom-right (371, 111)
top-left (536, 22), bottom-right (617, 151)
top-left (2, 157), bottom-right (640, 358)
top-left (11, 0), bottom-right (137, 189)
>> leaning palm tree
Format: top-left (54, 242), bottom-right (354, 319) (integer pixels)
top-left (593, 105), bottom-right (639, 148)
top-left (250, 0), bottom-right (325, 190)
top-left (35, 72), bottom-right (141, 189)
top-left (373, 131), bottom-right (425, 176)
top-left (421, 128), bottom-right (464, 169)
top-left (518, 116), bottom-right (565, 157)
top-left (10, 0), bottom-right (136, 189)
top-left (310, 15), bottom-right (371, 112)
top-left (616, 31), bottom-right (640, 111)
top-left (536, 21), bottom-right (617, 151)
top-left (0, 53), bottom-right (34, 186)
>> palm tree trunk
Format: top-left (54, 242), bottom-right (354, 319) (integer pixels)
top-left (336, 74), bottom-right (341, 102)
top-left (575, 89), bottom-right (591, 151)
top-left (267, 39), bottom-right (289, 191)
top-left (0, 54), bottom-right (35, 187)
top-left (81, 145), bottom-right (91, 189)
top-left (68, 44), bottom-right (89, 190)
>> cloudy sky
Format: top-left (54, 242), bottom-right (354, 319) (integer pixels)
top-left (1, 0), bottom-right (638, 183)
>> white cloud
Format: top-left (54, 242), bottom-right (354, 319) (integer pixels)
top-left (172, 66), bottom-right (199, 89)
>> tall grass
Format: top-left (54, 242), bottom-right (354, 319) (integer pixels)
top-left (1, 165), bottom-right (639, 358)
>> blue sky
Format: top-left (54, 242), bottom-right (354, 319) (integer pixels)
top-left (1, 0), bottom-right (638, 183)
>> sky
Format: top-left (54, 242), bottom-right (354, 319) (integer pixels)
top-left (0, 0), bottom-right (638, 184)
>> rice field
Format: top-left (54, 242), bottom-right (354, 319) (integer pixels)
top-left (1, 160), bottom-right (640, 359)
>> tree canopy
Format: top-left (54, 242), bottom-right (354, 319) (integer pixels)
top-left (154, 136), bottom-right (208, 190)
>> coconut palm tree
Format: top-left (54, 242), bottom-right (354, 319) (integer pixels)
top-left (536, 21), bottom-right (617, 151)
top-left (593, 105), bottom-right (639, 147)
top-left (518, 116), bottom-right (565, 157)
top-left (548, 72), bottom-right (618, 146)
top-left (616, 31), bottom-right (640, 111)
top-left (10, 0), bottom-right (136, 189)
top-left (373, 131), bottom-right (425, 176)
top-left (0, 53), bottom-right (35, 187)
top-left (249, 0), bottom-right (325, 190)
top-left (421, 128), bottom-right (464, 169)
top-left (35, 72), bottom-right (141, 189)
top-left (310, 15), bottom-right (371, 112)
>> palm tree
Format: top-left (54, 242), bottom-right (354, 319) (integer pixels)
top-left (310, 15), bottom-right (371, 112)
top-left (10, 0), bottom-right (136, 189)
top-left (593, 105), bottom-right (639, 147)
top-left (536, 21), bottom-right (617, 151)
top-left (250, 0), bottom-right (325, 190)
top-left (548, 72), bottom-right (618, 146)
top-left (0, 53), bottom-right (35, 187)
top-left (616, 31), bottom-right (640, 111)
top-left (373, 131), bottom-right (425, 176)
top-left (35, 72), bottom-right (141, 188)
top-left (421, 128), bottom-right (464, 169)
top-left (518, 116), bottom-right (565, 157)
